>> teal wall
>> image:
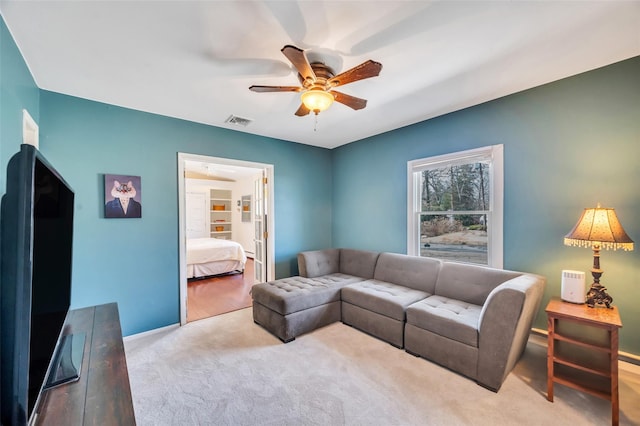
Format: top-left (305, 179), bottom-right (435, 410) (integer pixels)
top-left (332, 57), bottom-right (640, 355)
top-left (0, 16), bottom-right (39, 194)
top-left (38, 91), bottom-right (333, 335)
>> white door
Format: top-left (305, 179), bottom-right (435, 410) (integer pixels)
top-left (254, 174), bottom-right (267, 283)
top-left (185, 192), bottom-right (207, 239)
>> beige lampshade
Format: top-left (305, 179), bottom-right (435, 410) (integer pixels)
top-left (301, 89), bottom-right (334, 113)
top-left (564, 204), bottom-right (634, 251)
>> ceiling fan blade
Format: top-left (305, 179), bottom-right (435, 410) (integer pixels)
top-left (281, 45), bottom-right (316, 82)
top-left (294, 104), bottom-right (311, 116)
top-left (332, 91), bottom-right (368, 110)
top-left (329, 60), bottom-right (382, 87)
top-left (249, 85), bottom-right (302, 93)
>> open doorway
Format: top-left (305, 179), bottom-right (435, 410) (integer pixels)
top-left (177, 153), bottom-right (275, 325)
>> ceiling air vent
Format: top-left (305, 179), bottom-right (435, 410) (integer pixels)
top-left (225, 115), bottom-right (253, 127)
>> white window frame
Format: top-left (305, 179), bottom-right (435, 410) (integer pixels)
top-left (407, 145), bottom-right (504, 268)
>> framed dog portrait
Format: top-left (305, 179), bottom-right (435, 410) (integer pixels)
top-left (104, 174), bottom-right (142, 218)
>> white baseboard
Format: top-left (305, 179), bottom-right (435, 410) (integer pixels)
top-left (531, 327), bottom-right (640, 372)
top-left (123, 323), bottom-right (180, 342)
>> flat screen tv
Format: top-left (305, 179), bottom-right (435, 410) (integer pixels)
top-left (1, 144), bottom-right (80, 425)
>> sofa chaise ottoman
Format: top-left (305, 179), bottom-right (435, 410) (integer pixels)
top-left (251, 249), bottom-right (379, 342)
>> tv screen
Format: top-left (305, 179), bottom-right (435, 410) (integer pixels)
top-left (1, 144), bottom-right (75, 425)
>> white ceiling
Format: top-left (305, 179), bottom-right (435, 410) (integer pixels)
top-left (1, 1), bottom-right (639, 149)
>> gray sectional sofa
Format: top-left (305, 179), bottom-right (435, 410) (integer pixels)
top-left (251, 248), bottom-right (546, 391)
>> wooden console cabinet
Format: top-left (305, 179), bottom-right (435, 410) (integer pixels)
top-left (546, 298), bottom-right (622, 426)
top-left (32, 303), bottom-right (136, 425)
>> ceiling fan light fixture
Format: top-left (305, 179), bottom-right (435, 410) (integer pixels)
top-left (301, 89), bottom-right (334, 114)
top-left (250, 45), bottom-right (381, 117)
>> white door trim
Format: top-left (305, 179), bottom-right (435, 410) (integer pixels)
top-left (177, 152), bottom-right (275, 326)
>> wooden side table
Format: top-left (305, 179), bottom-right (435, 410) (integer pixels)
top-left (546, 298), bottom-right (622, 426)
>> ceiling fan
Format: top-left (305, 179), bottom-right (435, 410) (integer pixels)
top-left (249, 45), bottom-right (382, 116)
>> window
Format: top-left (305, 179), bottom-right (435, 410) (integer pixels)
top-left (407, 145), bottom-right (503, 268)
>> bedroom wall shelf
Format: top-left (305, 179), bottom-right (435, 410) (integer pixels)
top-left (210, 189), bottom-right (232, 239)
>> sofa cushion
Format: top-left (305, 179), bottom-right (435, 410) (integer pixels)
top-left (298, 248), bottom-right (341, 278)
top-left (252, 274), bottom-right (363, 315)
top-left (406, 295), bottom-right (482, 347)
top-left (339, 249), bottom-right (380, 279)
top-left (341, 279), bottom-right (430, 321)
top-left (373, 253), bottom-right (441, 293)
top-left (434, 262), bottom-right (521, 306)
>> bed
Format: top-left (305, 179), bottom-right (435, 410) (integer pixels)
top-left (186, 237), bottom-right (247, 279)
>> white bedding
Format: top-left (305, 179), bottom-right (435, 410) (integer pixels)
top-left (186, 238), bottom-right (247, 278)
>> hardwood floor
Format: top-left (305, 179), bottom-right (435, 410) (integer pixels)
top-left (187, 258), bottom-right (255, 322)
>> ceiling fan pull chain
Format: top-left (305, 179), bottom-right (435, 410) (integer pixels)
top-left (314, 113), bottom-right (318, 132)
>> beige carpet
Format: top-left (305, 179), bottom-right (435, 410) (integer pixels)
top-left (124, 308), bottom-right (640, 426)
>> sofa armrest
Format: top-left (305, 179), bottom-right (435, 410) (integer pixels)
top-left (297, 249), bottom-right (341, 278)
top-left (476, 273), bottom-right (546, 391)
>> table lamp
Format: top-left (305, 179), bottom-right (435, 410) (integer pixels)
top-left (564, 204), bottom-right (634, 308)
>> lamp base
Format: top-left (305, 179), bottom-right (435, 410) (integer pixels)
top-left (585, 283), bottom-right (613, 308)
